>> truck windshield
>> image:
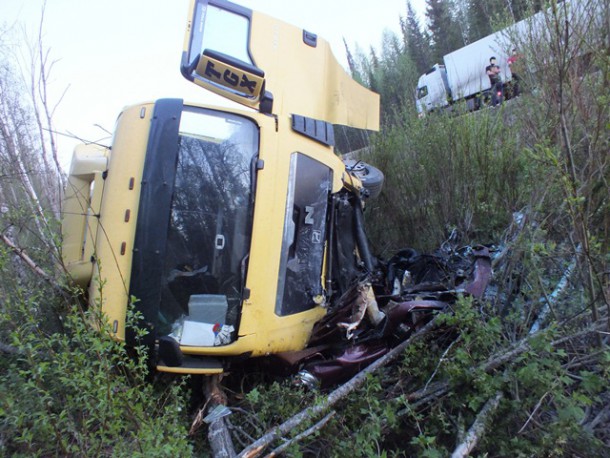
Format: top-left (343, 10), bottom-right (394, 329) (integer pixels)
top-left (159, 108), bottom-right (258, 345)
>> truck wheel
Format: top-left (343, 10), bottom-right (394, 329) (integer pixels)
top-left (482, 92), bottom-right (492, 106)
top-left (344, 159), bottom-right (384, 199)
top-left (474, 95), bottom-right (482, 111)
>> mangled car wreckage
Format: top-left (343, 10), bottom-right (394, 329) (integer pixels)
top-left (61, 0), bottom-right (491, 386)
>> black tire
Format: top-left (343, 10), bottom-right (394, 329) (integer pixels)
top-left (343, 159), bottom-right (384, 199)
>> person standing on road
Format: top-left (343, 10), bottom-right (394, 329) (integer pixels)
top-left (486, 56), bottom-right (503, 106)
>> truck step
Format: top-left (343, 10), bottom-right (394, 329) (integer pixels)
top-left (157, 355), bottom-right (224, 374)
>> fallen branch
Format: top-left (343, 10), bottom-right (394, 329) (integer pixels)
top-left (530, 255), bottom-right (578, 334)
top-left (424, 335), bottom-right (460, 391)
top-left (204, 375), bottom-right (236, 458)
top-left (0, 340), bottom-right (20, 355)
top-left (481, 320), bottom-right (607, 375)
top-left (584, 403), bottom-right (610, 432)
top-left (1, 234), bottom-right (52, 280)
top-left (394, 381), bottom-right (451, 419)
top-left (1, 234), bottom-right (65, 294)
top-left (406, 381), bottom-right (450, 403)
top-left (517, 391), bottom-right (550, 434)
top-left (209, 415), bottom-right (237, 458)
top-left (265, 411), bottom-right (336, 457)
top-left (236, 316), bottom-right (441, 458)
top-left (450, 391), bottom-right (504, 458)
top-left (392, 321), bottom-right (607, 422)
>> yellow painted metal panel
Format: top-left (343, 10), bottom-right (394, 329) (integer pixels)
top-left (181, 1), bottom-right (379, 129)
top-left (249, 10), bottom-right (380, 130)
top-left (66, 98), bottom-right (355, 364)
top-left (88, 103), bottom-right (153, 341)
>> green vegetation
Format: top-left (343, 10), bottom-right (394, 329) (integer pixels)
top-left (0, 285), bottom-right (193, 456)
top-left (1, 0), bottom-right (608, 456)
top-left (364, 109), bottom-right (524, 253)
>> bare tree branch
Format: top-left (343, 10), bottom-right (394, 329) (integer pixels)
top-left (205, 375), bottom-right (237, 458)
top-left (265, 411), bottom-right (336, 458)
top-left (450, 391), bottom-right (504, 458)
top-left (237, 316), bottom-right (441, 458)
top-left (517, 391), bottom-right (550, 434)
top-left (0, 340), bottom-right (20, 355)
top-left (530, 253), bottom-right (578, 334)
top-left (0, 233), bottom-right (64, 293)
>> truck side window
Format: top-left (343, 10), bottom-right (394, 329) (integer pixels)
top-left (417, 86), bottom-right (428, 99)
top-left (276, 153), bottom-right (332, 316)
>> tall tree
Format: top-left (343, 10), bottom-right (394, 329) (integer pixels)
top-left (343, 38), bottom-right (363, 84)
top-left (401, 0), bottom-right (432, 73)
top-left (452, 0), bottom-right (471, 44)
top-left (0, 16), bottom-right (65, 295)
top-left (425, 0), bottom-right (464, 61)
top-left (466, 0), bottom-right (539, 42)
top-left (367, 45), bottom-right (380, 93)
top-left (510, 0), bottom-right (543, 21)
top-left (466, 0), bottom-right (494, 41)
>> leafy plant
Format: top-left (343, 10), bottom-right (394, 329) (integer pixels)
top-left (0, 289), bottom-right (193, 457)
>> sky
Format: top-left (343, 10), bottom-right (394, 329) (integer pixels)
top-left (0, 0), bottom-right (426, 169)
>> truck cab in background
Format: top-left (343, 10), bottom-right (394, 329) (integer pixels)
top-left (61, 0), bottom-right (382, 375)
top-left (415, 64), bottom-right (452, 114)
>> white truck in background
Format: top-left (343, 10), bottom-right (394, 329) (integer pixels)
top-left (415, 28), bottom-right (514, 115)
top-left (415, 0), bottom-right (599, 116)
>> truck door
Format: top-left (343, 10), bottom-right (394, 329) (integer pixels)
top-left (276, 153), bottom-right (332, 316)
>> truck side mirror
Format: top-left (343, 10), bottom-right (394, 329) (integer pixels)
top-left (181, 0), bottom-right (270, 111)
top-left (193, 49), bottom-right (265, 102)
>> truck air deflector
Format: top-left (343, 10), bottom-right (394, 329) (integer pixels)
top-left (128, 98), bottom-right (183, 346)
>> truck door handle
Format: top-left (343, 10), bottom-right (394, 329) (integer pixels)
top-left (215, 234), bottom-right (225, 250)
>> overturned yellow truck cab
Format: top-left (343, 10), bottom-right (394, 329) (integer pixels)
top-left (62, 0), bottom-right (380, 374)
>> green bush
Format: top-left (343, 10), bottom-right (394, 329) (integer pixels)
top-left (363, 106), bottom-right (527, 254)
top-left (0, 284), bottom-right (193, 457)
